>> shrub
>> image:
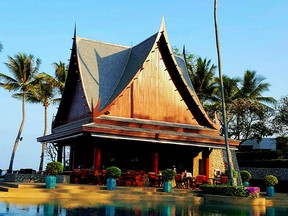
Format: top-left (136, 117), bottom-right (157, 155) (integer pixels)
top-left (45, 162), bottom-right (63, 175)
top-left (240, 170), bottom-right (252, 182)
top-left (199, 184), bottom-right (250, 197)
top-left (276, 136), bottom-right (288, 151)
top-left (106, 166), bottom-right (121, 178)
top-left (224, 169), bottom-right (238, 178)
top-left (263, 175), bottom-right (278, 187)
top-left (162, 169), bottom-right (176, 181)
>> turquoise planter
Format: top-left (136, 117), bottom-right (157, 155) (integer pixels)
top-left (44, 203), bottom-right (54, 215)
top-left (105, 205), bottom-right (115, 216)
top-left (243, 181), bottom-right (249, 187)
top-left (163, 181), bottom-right (172, 192)
top-left (266, 186), bottom-right (274, 197)
top-left (162, 204), bottom-right (172, 215)
top-left (107, 178), bottom-right (116, 190)
top-left (45, 175), bottom-right (56, 189)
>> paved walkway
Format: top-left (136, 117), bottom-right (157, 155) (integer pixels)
top-left (0, 181), bottom-right (287, 207)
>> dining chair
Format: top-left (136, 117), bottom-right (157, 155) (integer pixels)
top-left (79, 169), bottom-right (90, 184)
top-left (192, 175), bottom-right (208, 189)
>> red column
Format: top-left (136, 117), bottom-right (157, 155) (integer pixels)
top-left (203, 149), bottom-right (210, 178)
top-left (94, 146), bottom-right (101, 172)
top-left (205, 157), bottom-right (210, 177)
top-left (153, 152), bottom-right (159, 174)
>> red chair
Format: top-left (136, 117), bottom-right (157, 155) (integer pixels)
top-left (134, 171), bottom-right (145, 187)
top-left (221, 176), bottom-right (228, 184)
top-left (79, 169), bottom-right (90, 184)
top-left (192, 175), bottom-right (209, 189)
top-left (92, 170), bottom-right (105, 185)
top-left (175, 174), bottom-right (185, 188)
top-left (70, 169), bottom-right (81, 183)
top-left (125, 171), bottom-right (137, 186)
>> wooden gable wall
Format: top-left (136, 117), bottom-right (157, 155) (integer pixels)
top-left (106, 48), bottom-right (199, 125)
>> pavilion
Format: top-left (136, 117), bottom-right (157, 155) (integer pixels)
top-left (37, 18), bottom-right (240, 178)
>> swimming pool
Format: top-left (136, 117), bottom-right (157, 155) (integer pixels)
top-left (1, 198), bottom-right (287, 215)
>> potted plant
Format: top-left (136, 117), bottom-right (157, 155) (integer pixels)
top-left (106, 166), bottom-right (121, 190)
top-left (161, 169), bottom-right (176, 192)
top-left (240, 170), bottom-right (252, 187)
top-left (263, 175), bottom-right (278, 197)
top-left (45, 162), bottom-right (63, 189)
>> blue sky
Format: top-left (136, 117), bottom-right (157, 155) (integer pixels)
top-left (0, 0), bottom-right (287, 171)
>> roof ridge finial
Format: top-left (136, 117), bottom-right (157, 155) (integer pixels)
top-left (73, 22), bottom-right (77, 39)
top-left (182, 45), bottom-right (186, 55)
top-left (159, 16), bottom-right (166, 33)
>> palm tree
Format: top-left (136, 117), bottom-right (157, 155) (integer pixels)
top-left (214, 0), bottom-right (234, 186)
top-left (0, 53), bottom-right (41, 171)
top-left (235, 70), bottom-right (276, 105)
top-left (26, 73), bottom-right (57, 172)
top-left (189, 57), bottom-right (217, 103)
top-left (0, 42), bottom-right (3, 52)
top-left (52, 61), bottom-right (67, 97)
top-left (212, 75), bottom-right (240, 104)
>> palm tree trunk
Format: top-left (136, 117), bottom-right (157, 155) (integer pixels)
top-left (8, 93), bottom-right (26, 172)
top-left (214, 0), bottom-right (235, 185)
top-left (39, 103), bottom-right (48, 172)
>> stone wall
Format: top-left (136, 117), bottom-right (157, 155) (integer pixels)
top-left (210, 149), bottom-right (240, 174)
top-left (240, 167), bottom-right (288, 181)
top-left (192, 148), bottom-right (241, 185)
top-left (4, 174), bottom-right (70, 183)
top-left (210, 149), bottom-right (242, 185)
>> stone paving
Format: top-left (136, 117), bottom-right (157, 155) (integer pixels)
top-left (0, 180), bottom-right (287, 207)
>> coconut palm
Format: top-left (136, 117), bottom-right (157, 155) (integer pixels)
top-left (52, 61), bottom-right (67, 97)
top-left (235, 70), bottom-right (276, 105)
top-left (212, 75), bottom-right (240, 104)
top-left (189, 57), bottom-right (217, 103)
top-left (26, 73), bottom-right (57, 171)
top-left (213, 0), bottom-right (234, 186)
top-left (0, 53), bottom-right (41, 171)
top-left (0, 42), bottom-right (3, 52)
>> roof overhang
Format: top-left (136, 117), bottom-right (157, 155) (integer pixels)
top-left (37, 116), bottom-right (240, 150)
top-left (37, 133), bottom-right (84, 143)
top-left (83, 116), bottom-right (240, 149)
top-left (91, 133), bottom-right (238, 150)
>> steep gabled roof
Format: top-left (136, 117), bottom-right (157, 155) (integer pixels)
top-left (97, 33), bottom-right (158, 111)
top-left (42, 18), bottom-right (232, 146)
top-left (76, 38), bottom-right (130, 111)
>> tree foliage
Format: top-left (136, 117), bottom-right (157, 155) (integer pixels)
top-left (0, 53), bottom-right (41, 171)
top-left (26, 72), bottom-right (58, 171)
top-left (52, 61), bottom-right (68, 98)
top-left (174, 45), bottom-right (276, 142)
top-left (273, 96), bottom-right (288, 136)
top-left (275, 136), bottom-right (288, 151)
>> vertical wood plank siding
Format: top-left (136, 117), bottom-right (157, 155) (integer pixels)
top-left (107, 48), bottom-right (198, 125)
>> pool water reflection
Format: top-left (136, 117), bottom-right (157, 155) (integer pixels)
top-left (0, 199), bottom-right (287, 216)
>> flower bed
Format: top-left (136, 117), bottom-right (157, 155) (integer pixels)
top-left (246, 187), bottom-right (260, 198)
top-left (202, 194), bottom-right (266, 206)
top-left (199, 184), bottom-right (260, 198)
top-left (200, 185), bottom-right (264, 206)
